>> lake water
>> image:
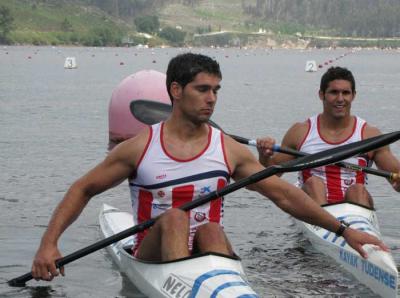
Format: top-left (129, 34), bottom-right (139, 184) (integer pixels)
top-left (0, 46), bottom-right (399, 297)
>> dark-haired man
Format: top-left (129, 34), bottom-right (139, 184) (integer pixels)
top-left (257, 66), bottom-right (400, 207)
top-left (32, 57), bottom-right (388, 282)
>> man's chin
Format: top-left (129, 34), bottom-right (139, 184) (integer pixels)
top-left (192, 116), bottom-right (210, 126)
top-left (332, 113), bottom-right (347, 120)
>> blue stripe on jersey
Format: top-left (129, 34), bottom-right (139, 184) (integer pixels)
top-left (130, 170), bottom-right (230, 189)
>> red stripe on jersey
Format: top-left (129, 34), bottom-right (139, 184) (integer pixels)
top-left (326, 165), bottom-right (343, 203)
top-left (209, 179), bottom-right (226, 223)
top-left (297, 119), bottom-right (311, 150)
top-left (302, 169), bottom-right (312, 183)
top-left (356, 159), bottom-right (367, 184)
top-left (172, 185), bottom-right (194, 214)
top-left (134, 189), bottom-right (154, 253)
top-left (221, 133), bottom-right (232, 175)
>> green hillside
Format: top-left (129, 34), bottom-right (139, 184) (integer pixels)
top-left (0, 0), bottom-right (136, 45)
top-left (1, 0), bottom-right (400, 48)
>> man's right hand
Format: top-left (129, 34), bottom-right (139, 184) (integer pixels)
top-left (31, 244), bottom-right (64, 281)
top-left (256, 137), bottom-right (276, 166)
top-left (343, 227), bottom-right (389, 259)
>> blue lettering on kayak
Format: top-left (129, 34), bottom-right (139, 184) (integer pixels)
top-left (360, 259), bottom-right (396, 289)
top-left (339, 249), bottom-right (358, 268)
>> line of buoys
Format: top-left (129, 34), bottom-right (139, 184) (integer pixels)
top-left (306, 50), bottom-right (356, 72)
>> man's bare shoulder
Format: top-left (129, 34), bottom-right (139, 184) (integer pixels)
top-left (288, 120), bottom-right (309, 134)
top-left (283, 120), bottom-right (310, 148)
top-left (223, 132), bottom-right (274, 183)
top-left (108, 126), bottom-right (152, 165)
top-left (223, 133), bottom-right (258, 168)
top-left (362, 123), bottom-right (382, 139)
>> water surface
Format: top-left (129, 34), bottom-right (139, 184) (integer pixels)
top-left (0, 46), bottom-right (399, 297)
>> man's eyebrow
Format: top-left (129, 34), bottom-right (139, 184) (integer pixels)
top-left (194, 84), bottom-right (221, 90)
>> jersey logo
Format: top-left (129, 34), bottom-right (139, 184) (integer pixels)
top-left (157, 190), bottom-right (166, 197)
top-left (194, 212), bottom-right (206, 222)
top-left (344, 178), bottom-right (354, 186)
top-left (156, 174), bottom-right (167, 180)
top-left (200, 186), bottom-right (211, 194)
top-left (153, 203), bottom-right (170, 210)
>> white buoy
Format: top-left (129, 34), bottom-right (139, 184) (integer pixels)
top-left (64, 57), bottom-right (77, 69)
top-left (305, 60), bottom-right (317, 72)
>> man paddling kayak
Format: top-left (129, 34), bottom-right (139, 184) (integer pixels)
top-left (257, 66), bottom-right (400, 207)
top-left (31, 54), bottom-right (388, 282)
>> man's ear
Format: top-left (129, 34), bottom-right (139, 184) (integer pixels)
top-left (318, 90), bottom-right (324, 101)
top-left (170, 82), bottom-right (182, 102)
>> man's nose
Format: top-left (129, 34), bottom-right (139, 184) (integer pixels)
top-left (337, 91), bottom-right (346, 100)
top-left (207, 90), bottom-right (217, 102)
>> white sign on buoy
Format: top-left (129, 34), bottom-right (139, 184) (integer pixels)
top-left (64, 57), bottom-right (77, 69)
top-left (305, 60), bottom-right (317, 72)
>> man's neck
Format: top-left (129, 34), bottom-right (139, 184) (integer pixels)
top-left (162, 117), bottom-right (210, 160)
top-left (319, 114), bottom-right (355, 142)
top-left (164, 115), bottom-right (208, 140)
top-left (319, 113), bottom-right (352, 130)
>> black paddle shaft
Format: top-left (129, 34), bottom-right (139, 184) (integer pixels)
top-left (8, 130), bottom-right (400, 287)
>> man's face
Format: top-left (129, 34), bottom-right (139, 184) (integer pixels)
top-left (319, 79), bottom-right (355, 119)
top-left (174, 72), bottom-right (221, 124)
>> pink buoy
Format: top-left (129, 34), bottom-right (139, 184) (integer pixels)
top-left (108, 70), bottom-right (170, 149)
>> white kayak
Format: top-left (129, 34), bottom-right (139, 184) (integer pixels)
top-left (99, 204), bottom-right (260, 298)
top-left (296, 202), bottom-right (398, 298)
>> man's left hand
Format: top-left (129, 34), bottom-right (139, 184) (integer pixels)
top-left (391, 172), bottom-right (400, 192)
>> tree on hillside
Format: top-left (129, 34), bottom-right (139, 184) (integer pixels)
top-left (159, 26), bottom-right (186, 45)
top-left (0, 5), bottom-right (14, 44)
top-left (134, 15), bottom-right (159, 34)
top-left (91, 0), bottom-right (161, 18)
top-left (242, 0), bottom-right (400, 37)
top-left (61, 17), bottom-right (73, 32)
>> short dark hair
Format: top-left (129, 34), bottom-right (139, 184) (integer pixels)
top-left (166, 53), bottom-right (222, 102)
top-left (320, 66), bottom-right (356, 93)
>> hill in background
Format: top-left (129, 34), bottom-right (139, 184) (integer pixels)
top-left (1, 0), bottom-right (400, 48)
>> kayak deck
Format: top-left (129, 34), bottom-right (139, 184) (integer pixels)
top-left (99, 204), bottom-right (259, 298)
top-left (296, 202), bottom-right (398, 298)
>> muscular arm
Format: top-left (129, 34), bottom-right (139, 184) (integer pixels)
top-left (364, 125), bottom-right (400, 191)
top-left (225, 134), bottom-right (388, 257)
top-left (32, 128), bottom-right (150, 280)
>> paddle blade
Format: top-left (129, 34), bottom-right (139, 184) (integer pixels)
top-left (130, 99), bottom-right (171, 125)
top-left (130, 99), bottom-right (224, 132)
top-left (281, 131), bottom-right (400, 172)
top-left (8, 272), bottom-right (32, 287)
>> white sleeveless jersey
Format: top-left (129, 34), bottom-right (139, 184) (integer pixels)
top-left (129, 122), bottom-right (231, 251)
top-left (297, 115), bottom-right (371, 203)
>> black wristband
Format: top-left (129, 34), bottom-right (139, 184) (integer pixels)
top-left (335, 220), bottom-right (350, 237)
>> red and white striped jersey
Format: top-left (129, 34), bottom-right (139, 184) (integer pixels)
top-left (297, 114), bottom-right (371, 203)
top-left (129, 122), bottom-right (231, 251)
